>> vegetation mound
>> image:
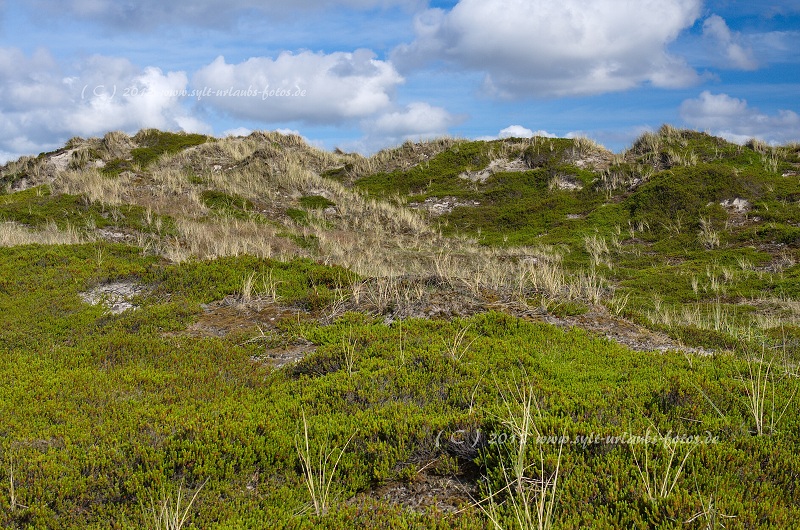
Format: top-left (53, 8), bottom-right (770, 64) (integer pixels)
top-left (1, 126), bottom-right (798, 528)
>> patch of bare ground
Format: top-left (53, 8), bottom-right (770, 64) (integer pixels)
top-left (330, 276), bottom-right (710, 354)
top-left (356, 475), bottom-right (476, 514)
top-left (80, 280), bottom-right (149, 314)
top-left (718, 197), bottom-right (756, 228)
top-left (95, 228), bottom-right (137, 244)
top-left (182, 274), bottom-right (704, 373)
top-left (568, 149), bottom-right (614, 171)
top-left (258, 341), bottom-right (318, 368)
top-left (174, 269), bottom-right (708, 365)
top-left (782, 162), bottom-right (800, 177)
top-left (350, 423), bottom-right (484, 514)
top-left (755, 245), bottom-right (796, 272)
top-left (549, 174), bottom-right (583, 191)
top-left (408, 197), bottom-right (481, 216)
top-left (550, 308), bottom-right (712, 354)
top-left (4, 149), bottom-right (74, 191)
top-left (459, 157), bottom-right (528, 182)
top-left (184, 295), bottom-right (307, 338)
top-left (320, 276), bottom-right (491, 324)
top-left (173, 295), bottom-right (318, 367)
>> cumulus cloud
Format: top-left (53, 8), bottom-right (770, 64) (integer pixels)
top-left (350, 101), bottom-right (459, 152)
top-left (392, 0), bottom-right (703, 98)
top-left (680, 91), bottom-right (800, 145)
top-left (331, 102), bottom-right (458, 153)
top-left (0, 47), bottom-right (207, 162)
top-left (0, 45), bottom-right (460, 161)
top-left (702, 15), bottom-right (758, 70)
top-left (499, 126), bottom-right (556, 139)
top-left (473, 126), bottom-right (557, 141)
top-left (221, 127), bottom-right (253, 138)
top-left (192, 51), bottom-right (403, 125)
top-left (368, 102), bottom-right (457, 138)
top-left (28, 0), bottom-right (423, 29)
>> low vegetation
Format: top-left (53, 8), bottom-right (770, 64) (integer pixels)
top-left (0, 126), bottom-right (798, 528)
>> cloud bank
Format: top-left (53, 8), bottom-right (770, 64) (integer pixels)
top-left (680, 91), bottom-right (800, 144)
top-left (193, 50), bottom-right (403, 124)
top-left (0, 48), bottom-right (205, 160)
top-left (393, 0), bottom-right (703, 97)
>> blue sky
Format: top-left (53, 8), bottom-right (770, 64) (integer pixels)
top-left (1, 0), bottom-right (798, 161)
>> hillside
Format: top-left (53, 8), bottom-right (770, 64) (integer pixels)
top-left (1, 127), bottom-right (799, 528)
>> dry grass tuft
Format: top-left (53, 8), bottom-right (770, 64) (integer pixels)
top-left (0, 221), bottom-right (89, 247)
top-left (52, 168), bottom-right (131, 205)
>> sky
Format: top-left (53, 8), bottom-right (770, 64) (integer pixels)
top-left (0, 0), bottom-right (799, 161)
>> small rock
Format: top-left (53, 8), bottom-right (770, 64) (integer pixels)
top-left (720, 198), bottom-right (750, 213)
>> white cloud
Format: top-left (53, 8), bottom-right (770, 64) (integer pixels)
top-left (680, 91), bottom-right (800, 145)
top-left (347, 101), bottom-right (459, 152)
top-left (473, 126), bottom-right (557, 141)
top-left (193, 51), bottom-right (403, 125)
top-left (0, 47), bottom-right (208, 162)
top-left (274, 128), bottom-right (299, 136)
top-left (702, 15), bottom-right (758, 70)
top-left (393, 0), bottom-right (703, 98)
top-left (0, 45), bottom-right (459, 162)
top-left (222, 127), bottom-right (253, 137)
top-left (368, 102), bottom-right (457, 137)
top-left (745, 30), bottom-right (800, 66)
top-left (498, 125), bottom-right (556, 139)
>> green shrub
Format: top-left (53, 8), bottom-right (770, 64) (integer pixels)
top-left (299, 195), bottom-right (335, 210)
top-left (100, 158), bottom-right (134, 177)
top-left (200, 190), bottom-right (255, 219)
top-left (286, 207), bottom-right (308, 224)
top-left (131, 130), bottom-right (208, 168)
top-left (626, 164), bottom-right (754, 236)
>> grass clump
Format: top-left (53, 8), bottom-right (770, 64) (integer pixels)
top-left (295, 411), bottom-right (356, 516)
top-left (740, 346), bottom-right (798, 436)
top-left (144, 479), bottom-right (208, 530)
top-left (480, 378), bottom-right (563, 530)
